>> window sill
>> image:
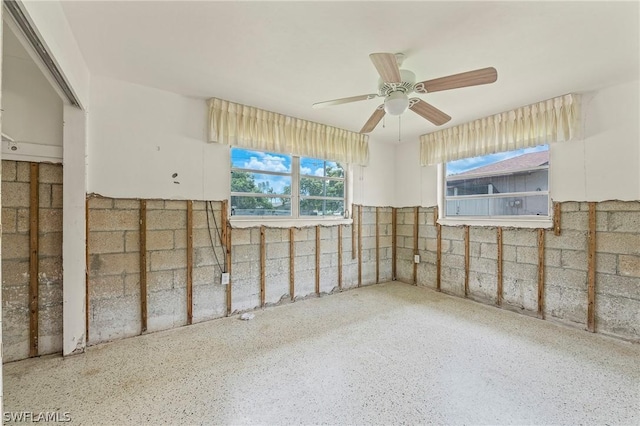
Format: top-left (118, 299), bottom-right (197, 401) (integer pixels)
top-left (230, 217), bottom-right (352, 228)
top-left (439, 216), bottom-right (553, 229)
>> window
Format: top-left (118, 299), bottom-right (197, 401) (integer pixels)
top-left (230, 148), bottom-right (345, 218)
top-left (444, 145), bottom-right (549, 219)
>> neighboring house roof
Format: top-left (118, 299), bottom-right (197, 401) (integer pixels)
top-left (450, 150), bottom-right (549, 180)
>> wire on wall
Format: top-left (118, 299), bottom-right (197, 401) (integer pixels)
top-left (206, 201), bottom-right (225, 274)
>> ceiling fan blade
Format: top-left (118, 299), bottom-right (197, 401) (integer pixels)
top-left (409, 98), bottom-right (451, 126)
top-left (312, 94), bottom-right (379, 109)
top-left (369, 53), bottom-right (402, 84)
top-left (415, 67), bottom-right (498, 93)
top-left (360, 105), bottom-right (385, 133)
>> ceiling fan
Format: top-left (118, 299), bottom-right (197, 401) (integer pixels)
top-left (312, 53), bottom-right (497, 133)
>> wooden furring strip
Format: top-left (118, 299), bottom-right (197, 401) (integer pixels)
top-left (376, 207), bottom-right (380, 283)
top-left (221, 200), bottom-right (227, 245)
top-left (436, 223), bottom-right (442, 291)
top-left (289, 228), bottom-right (295, 300)
top-left (413, 207), bottom-right (419, 285)
top-left (316, 225), bottom-right (321, 295)
top-left (29, 162), bottom-right (40, 357)
top-left (537, 228), bottom-right (545, 319)
top-left (553, 202), bottom-right (561, 236)
top-left (587, 203), bottom-right (597, 332)
top-left (358, 205), bottom-right (363, 287)
top-left (338, 225), bottom-right (343, 290)
top-left (497, 227), bottom-right (503, 306)
top-left (186, 201), bottom-right (193, 325)
top-left (464, 225), bottom-right (470, 297)
top-left (85, 197), bottom-right (90, 343)
top-left (260, 226), bottom-right (266, 306)
top-left (352, 205), bottom-right (357, 260)
top-left (139, 200), bottom-right (148, 333)
top-left (392, 208), bottom-right (397, 280)
top-left (226, 224), bottom-right (232, 315)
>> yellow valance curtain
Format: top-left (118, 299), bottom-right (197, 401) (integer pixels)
top-left (208, 98), bottom-right (369, 166)
top-left (420, 94), bottom-right (581, 165)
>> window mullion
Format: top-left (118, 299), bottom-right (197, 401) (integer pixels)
top-left (292, 156), bottom-right (300, 218)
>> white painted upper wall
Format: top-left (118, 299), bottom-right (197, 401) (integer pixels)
top-left (395, 79), bottom-right (640, 206)
top-left (20, 0), bottom-right (90, 108)
top-left (2, 26), bottom-right (63, 146)
top-left (88, 76), bottom-right (396, 206)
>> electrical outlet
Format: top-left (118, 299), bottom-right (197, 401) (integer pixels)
top-left (221, 273), bottom-right (230, 285)
top-left (414, 254), bottom-right (420, 264)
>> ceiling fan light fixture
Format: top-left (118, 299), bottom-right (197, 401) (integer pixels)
top-left (384, 91), bottom-right (409, 115)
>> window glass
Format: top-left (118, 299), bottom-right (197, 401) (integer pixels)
top-left (445, 145), bottom-right (549, 218)
top-left (230, 148), bottom-right (345, 218)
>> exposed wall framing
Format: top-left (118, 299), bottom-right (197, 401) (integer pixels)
top-left (537, 228), bottom-right (545, 319)
top-left (29, 162), bottom-right (39, 357)
top-left (139, 200), bottom-right (148, 332)
top-left (587, 202), bottom-right (596, 332)
top-left (186, 201), bottom-right (193, 325)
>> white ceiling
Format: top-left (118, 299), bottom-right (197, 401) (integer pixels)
top-left (60, 1), bottom-right (639, 143)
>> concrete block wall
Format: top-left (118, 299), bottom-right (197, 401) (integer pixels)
top-left (2, 161), bottom-right (63, 362)
top-left (229, 206), bottom-right (390, 313)
top-left (396, 201), bottom-right (640, 342)
top-left (88, 198), bottom-right (226, 345)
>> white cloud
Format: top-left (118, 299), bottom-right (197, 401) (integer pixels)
top-left (301, 167), bottom-right (312, 175)
top-left (314, 167), bottom-right (325, 177)
top-left (244, 154), bottom-right (288, 173)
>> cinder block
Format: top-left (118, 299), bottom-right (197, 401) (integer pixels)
top-left (2, 160), bottom-right (17, 181)
top-left (114, 199), bottom-right (141, 209)
top-left (2, 207), bottom-right (17, 233)
top-left (146, 288), bottom-right (186, 332)
top-left (560, 249), bottom-right (587, 271)
top-left (193, 265), bottom-right (219, 286)
top-left (192, 284), bottom-right (226, 323)
top-left (559, 201), bottom-right (580, 212)
top-left (145, 200), bottom-right (165, 209)
top-left (608, 212), bottom-right (640, 233)
top-left (440, 266), bottom-right (465, 296)
top-left (89, 231), bottom-right (125, 254)
top-left (2, 259), bottom-right (30, 287)
top-left (1, 233), bottom-right (29, 259)
top-left (89, 197), bottom-right (115, 209)
top-left (503, 260), bottom-right (537, 281)
top-left (442, 253), bottom-right (465, 270)
top-left (16, 162), bottom-right (31, 182)
top-left (469, 257), bottom-right (498, 275)
top-left (90, 252), bottom-right (139, 276)
top-left (516, 246), bottom-right (539, 265)
top-left (468, 271), bottom-right (498, 302)
top-left (596, 253), bottom-right (617, 274)
top-left (17, 208), bottom-right (29, 233)
top-left (89, 275), bottom-right (125, 300)
top-left (125, 231), bottom-right (140, 252)
top-left (89, 295), bottom-right (141, 345)
top-left (470, 227), bottom-right (498, 244)
top-left (396, 224), bottom-right (413, 237)
top-left (124, 274), bottom-right (141, 296)
top-left (449, 240), bottom-right (465, 256)
top-left (596, 200), bottom-right (640, 211)
top-left (150, 249), bottom-right (187, 271)
top-left (544, 248), bottom-right (562, 267)
top-left (173, 268), bottom-right (188, 289)
top-left (39, 257), bottom-right (63, 283)
top-left (38, 281), bottom-right (62, 308)
top-left (39, 232), bottom-right (62, 257)
top-left (90, 209), bottom-right (139, 231)
top-left (164, 200), bottom-right (188, 210)
top-left (545, 266), bottom-right (587, 291)
top-left (39, 208), bottom-right (62, 233)
top-left (442, 226), bottom-right (464, 241)
top-left (147, 270), bottom-right (175, 292)
top-left (146, 230), bottom-right (175, 250)
top-left (38, 163), bottom-right (63, 184)
top-left (147, 210), bottom-right (187, 231)
top-left (267, 241), bottom-right (289, 259)
top-left (38, 183), bottom-right (52, 208)
top-left (51, 184), bottom-right (63, 208)
top-left (544, 285), bottom-right (587, 326)
top-left (596, 273), bottom-right (640, 299)
top-left (233, 244), bottom-right (260, 263)
top-left (503, 229), bottom-right (537, 247)
top-left (618, 255), bottom-right (640, 277)
top-left (595, 295), bottom-right (640, 341)
top-left (2, 182), bottom-right (30, 208)
top-left (546, 230), bottom-right (587, 251)
top-left (597, 232), bottom-right (640, 255)
top-left (480, 242), bottom-right (498, 260)
top-left (561, 211), bottom-right (588, 232)
top-left (232, 228), bottom-right (251, 245)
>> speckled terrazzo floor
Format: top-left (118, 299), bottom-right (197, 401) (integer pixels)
top-left (3, 282), bottom-right (639, 425)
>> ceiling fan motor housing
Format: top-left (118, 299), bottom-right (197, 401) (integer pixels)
top-left (378, 69), bottom-right (416, 96)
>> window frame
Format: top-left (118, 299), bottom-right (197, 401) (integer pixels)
top-left (229, 148), bottom-right (349, 225)
top-left (437, 148), bottom-right (553, 229)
